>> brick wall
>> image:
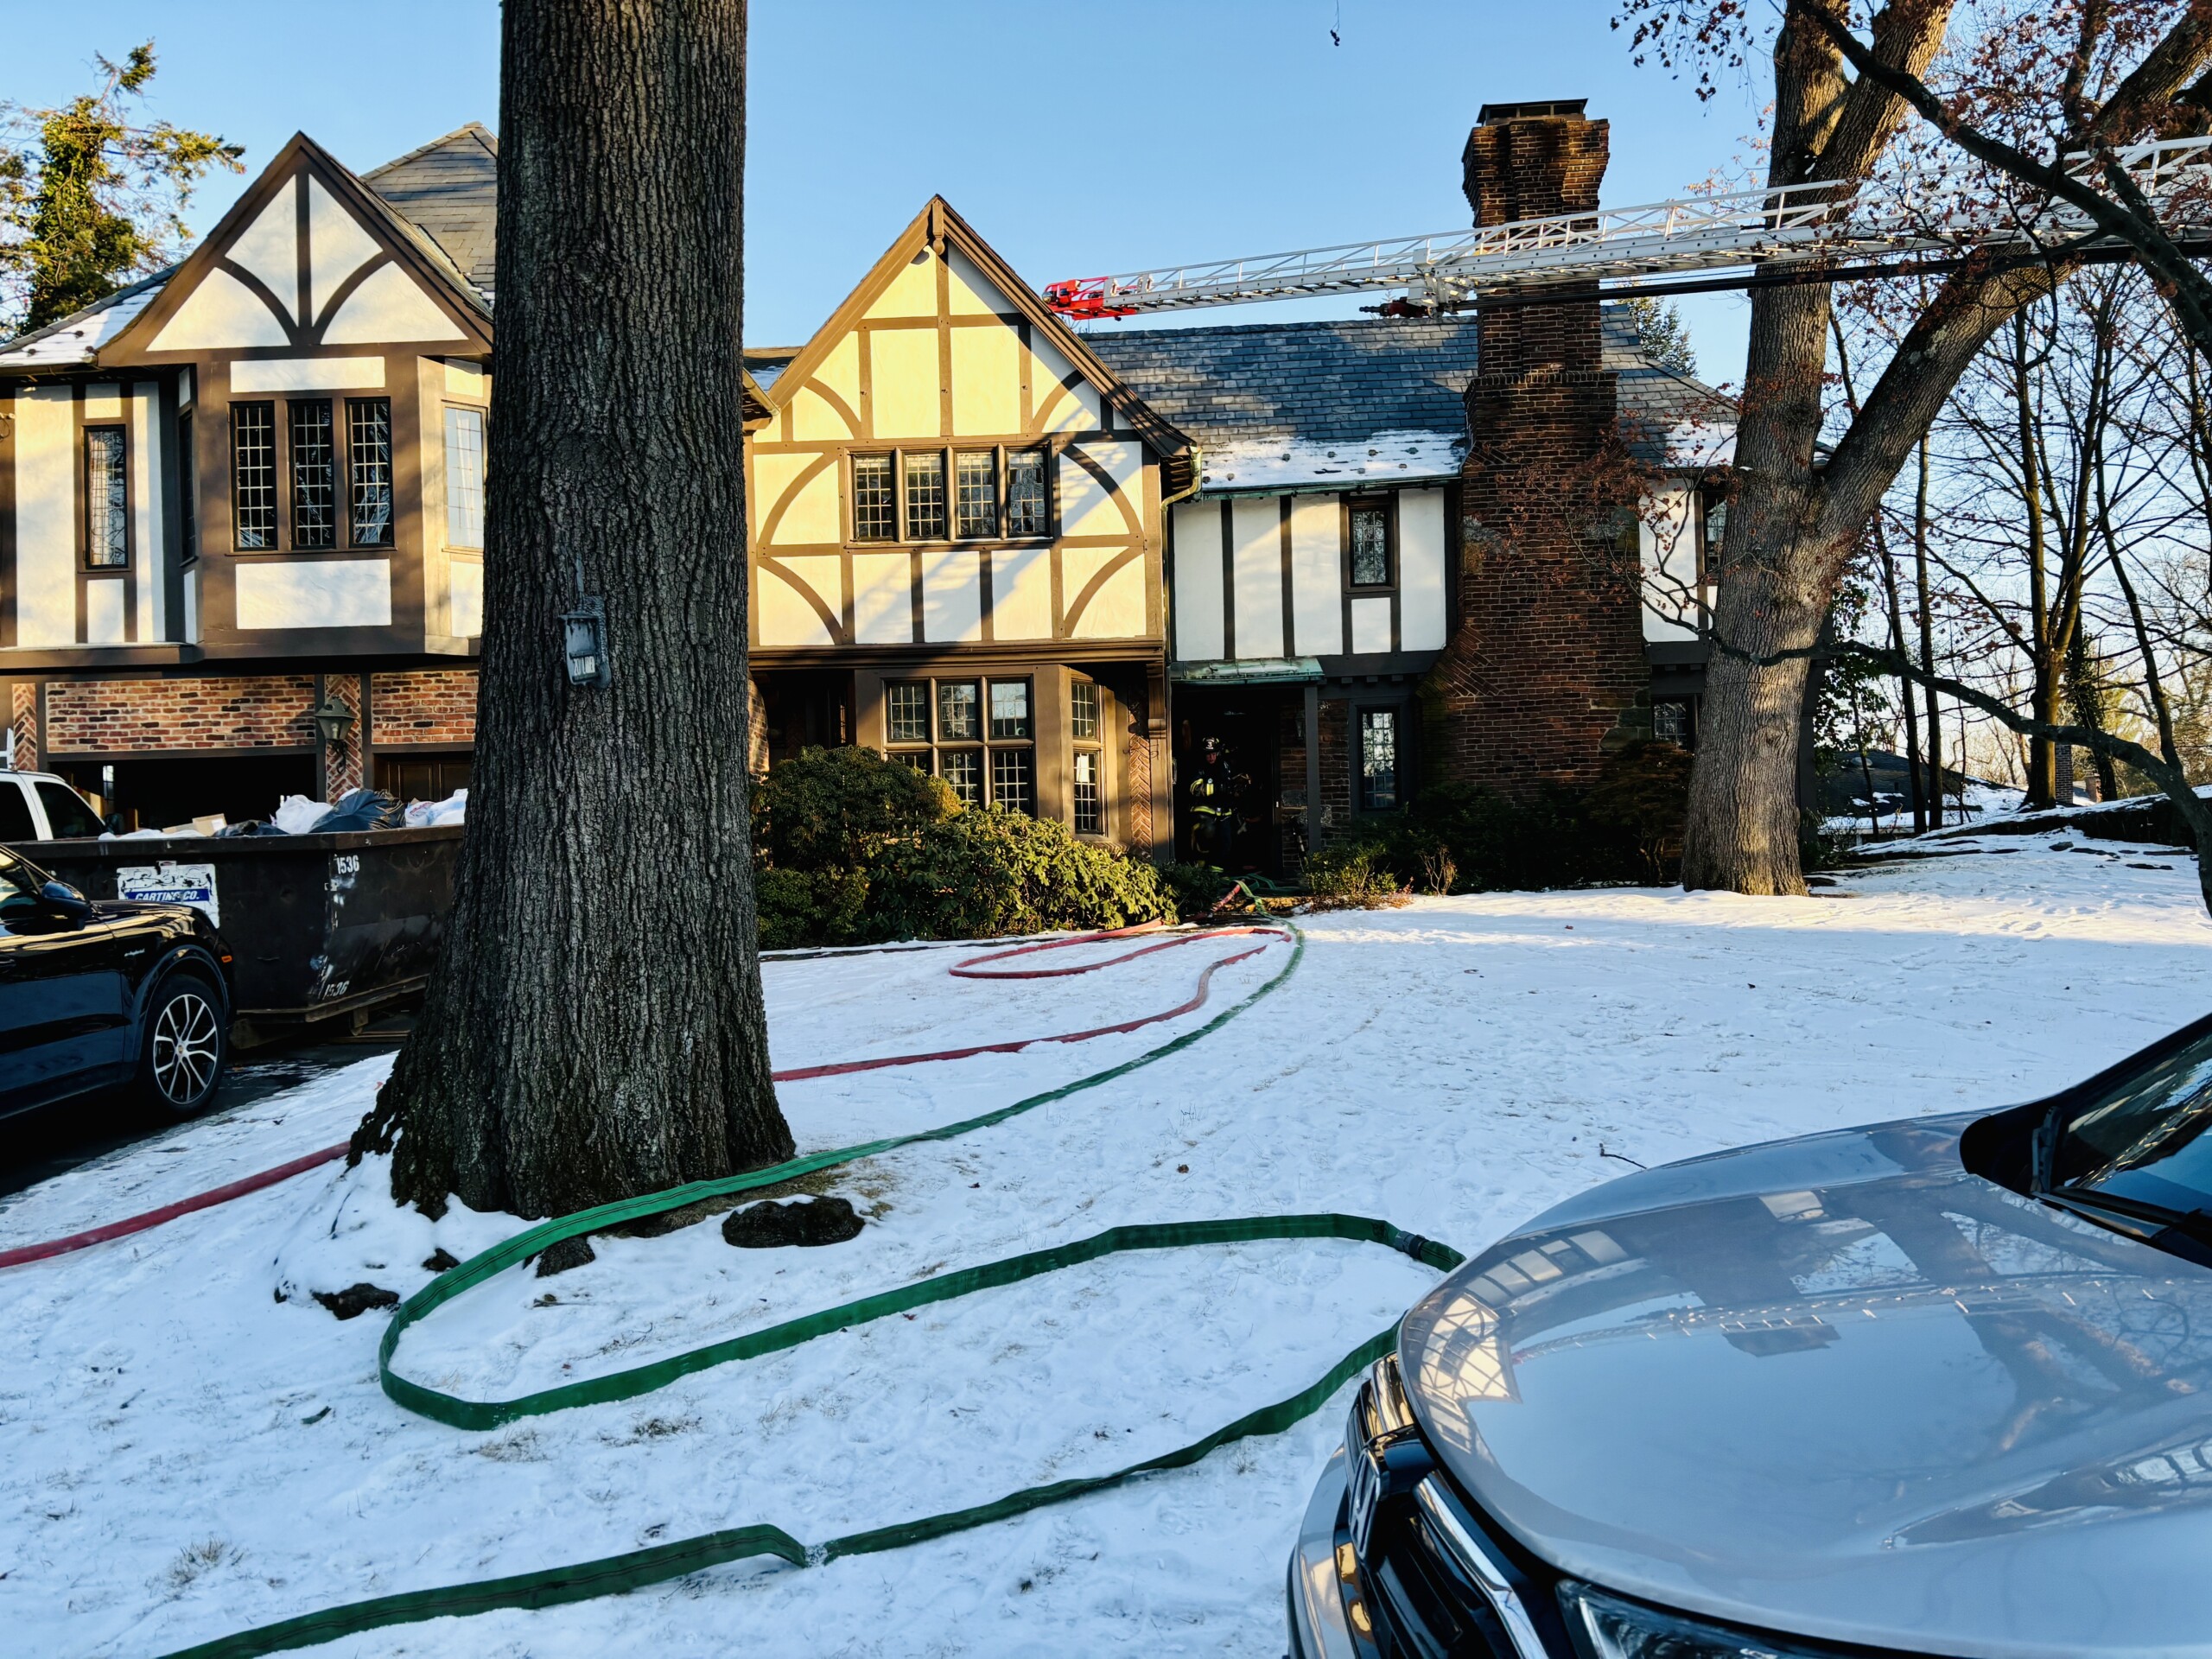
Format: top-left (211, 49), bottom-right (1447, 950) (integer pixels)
top-left (324, 675), bottom-right (365, 797)
top-left (11, 683), bottom-right (35, 772)
top-left (1425, 107), bottom-right (1648, 798)
top-left (46, 675), bottom-right (317, 754)
top-left (369, 670), bottom-right (479, 746)
top-left (1318, 697), bottom-right (1350, 831)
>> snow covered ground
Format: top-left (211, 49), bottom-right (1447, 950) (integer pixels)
top-left (4, 838), bottom-right (2210, 1657)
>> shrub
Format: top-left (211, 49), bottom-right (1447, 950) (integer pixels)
top-left (1303, 839), bottom-right (1410, 909)
top-left (749, 747), bottom-right (1173, 947)
top-left (862, 807), bottom-right (1174, 943)
top-left (752, 745), bottom-right (953, 869)
top-left (1158, 861), bottom-right (1234, 918)
top-left (1583, 741), bottom-right (1694, 882)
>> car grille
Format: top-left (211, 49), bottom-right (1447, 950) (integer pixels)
top-left (1363, 1493), bottom-right (1524, 1659)
top-left (1341, 1358), bottom-right (1551, 1659)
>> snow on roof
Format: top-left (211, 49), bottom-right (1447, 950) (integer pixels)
top-left (1198, 429), bottom-right (1465, 492)
top-left (0, 276), bottom-right (167, 372)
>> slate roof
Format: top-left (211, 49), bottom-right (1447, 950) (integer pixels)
top-left (1084, 315), bottom-right (1479, 458)
top-left (361, 123), bottom-right (499, 297)
top-left (1084, 308), bottom-right (1734, 491)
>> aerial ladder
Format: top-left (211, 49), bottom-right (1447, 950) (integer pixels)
top-left (1041, 134), bottom-right (2212, 321)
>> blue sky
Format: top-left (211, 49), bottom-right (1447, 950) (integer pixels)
top-left (10, 1), bottom-right (1766, 382)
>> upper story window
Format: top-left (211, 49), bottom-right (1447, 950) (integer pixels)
top-left (956, 451), bottom-right (997, 537)
top-left (232, 402), bottom-right (277, 550)
top-left (1005, 449), bottom-right (1047, 537)
top-left (903, 452), bottom-right (946, 540)
top-left (290, 400), bottom-right (338, 550)
top-left (850, 446), bottom-right (1050, 543)
top-left (853, 453), bottom-right (896, 541)
top-left (444, 406), bottom-right (486, 548)
top-left (348, 398), bottom-right (394, 548)
top-left (177, 411), bottom-right (197, 564)
top-left (1350, 499), bottom-right (1393, 588)
top-left (231, 397), bottom-right (393, 553)
top-left (84, 428), bottom-right (129, 569)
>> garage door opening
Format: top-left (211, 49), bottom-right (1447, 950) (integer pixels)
top-left (54, 753), bottom-right (319, 833)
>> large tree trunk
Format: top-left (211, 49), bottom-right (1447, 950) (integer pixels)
top-left (368, 0), bottom-right (790, 1218)
top-left (1681, 264), bottom-right (1841, 893)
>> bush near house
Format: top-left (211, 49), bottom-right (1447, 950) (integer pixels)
top-left (752, 747), bottom-right (1174, 950)
top-left (1312, 741), bottom-right (1694, 900)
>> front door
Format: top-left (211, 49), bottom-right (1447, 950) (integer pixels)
top-left (0, 856), bottom-right (130, 1114)
top-left (1173, 687), bottom-right (1287, 877)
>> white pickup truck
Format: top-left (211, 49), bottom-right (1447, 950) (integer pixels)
top-left (0, 772), bottom-right (107, 840)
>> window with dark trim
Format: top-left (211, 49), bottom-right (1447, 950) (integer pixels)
top-left (1072, 748), bottom-right (1102, 836)
top-left (231, 402), bottom-right (277, 550)
top-left (851, 447), bottom-right (1049, 543)
top-left (289, 400), bottom-right (337, 550)
top-left (84, 428), bottom-right (129, 569)
top-left (955, 450), bottom-right (997, 538)
top-left (1350, 499), bottom-right (1392, 588)
top-left (348, 397), bottom-right (394, 548)
top-left (177, 410), bottom-right (197, 563)
top-left (1005, 448), bottom-right (1047, 537)
top-left (444, 405), bottom-right (486, 548)
top-left (903, 451), bottom-right (946, 540)
top-left (880, 675), bottom-right (1036, 813)
top-left (1359, 707), bottom-right (1399, 810)
top-left (853, 453), bottom-right (896, 540)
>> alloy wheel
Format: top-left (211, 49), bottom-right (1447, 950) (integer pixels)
top-left (153, 989), bottom-right (221, 1106)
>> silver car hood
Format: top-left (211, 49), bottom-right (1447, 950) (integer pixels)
top-left (1399, 1117), bottom-right (2212, 1658)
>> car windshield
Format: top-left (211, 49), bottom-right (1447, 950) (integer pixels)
top-left (2053, 1030), bottom-right (2212, 1221)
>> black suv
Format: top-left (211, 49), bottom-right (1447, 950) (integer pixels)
top-left (0, 846), bottom-right (232, 1118)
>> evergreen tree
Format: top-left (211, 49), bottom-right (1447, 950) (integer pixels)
top-left (0, 44), bottom-right (241, 334)
top-left (1621, 294), bottom-right (1698, 378)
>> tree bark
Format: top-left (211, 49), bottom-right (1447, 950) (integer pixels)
top-left (363, 0), bottom-right (791, 1218)
top-left (1911, 438), bottom-right (1944, 825)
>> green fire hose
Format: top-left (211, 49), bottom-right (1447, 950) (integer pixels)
top-left (159, 923), bottom-right (1463, 1659)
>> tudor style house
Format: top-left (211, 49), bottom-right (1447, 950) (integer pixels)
top-left (743, 199), bottom-right (1192, 855)
top-left (0, 124), bottom-right (495, 828)
top-left (0, 99), bottom-right (1727, 871)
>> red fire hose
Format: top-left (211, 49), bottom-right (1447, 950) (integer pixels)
top-left (0, 925), bottom-right (1287, 1271)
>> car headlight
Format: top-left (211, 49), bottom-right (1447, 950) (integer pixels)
top-left (1560, 1581), bottom-right (1845, 1659)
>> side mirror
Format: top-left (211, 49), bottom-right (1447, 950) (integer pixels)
top-left (39, 880), bottom-right (92, 921)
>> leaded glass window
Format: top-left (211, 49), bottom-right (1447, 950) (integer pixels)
top-left (84, 429), bottom-right (128, 569)
top-left (1360, 708), bottom-right (1398, 810)
top-left (955, 451), bottom-right (997, 538)
top-left (178, 411), bottom-right (197, 563)
top-left (938, 680), bottom-right (981, 741)
top-left (887, 681), bottom-right (931, 745)
top-left (1071, 680), bottom-right (1100, 741)
top-left (939, 747), bottom-right (982, 805)
top-left (904, 452), bottom-right (946, 540)
top-left (289, 400), bottom-right (336, 550)
top-left (1072, 749), bottom-right (1102, 835)
top-left (348, 398), bottom-right (394, 547)
top-left (444, 405), bottom-right (486, 548)
top-left (991, 747), bottom-right (1033, 815)
top-left (988, 679), bottom-right (1031, 740)
top-left (853, 454), bottom-right (895, 540)
top-left (231, 403), bottom-right (277, 550)
top-left (1005, 448), bottom-right (1047, 537)
top-left (1351, 501), bottom-right (1391, 587)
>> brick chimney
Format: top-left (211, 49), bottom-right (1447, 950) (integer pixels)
top-left (1424, 100), bottom-right (1648, 798)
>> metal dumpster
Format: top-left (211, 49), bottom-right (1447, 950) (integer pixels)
top-left (6, 825), bottom-right (461, 1046)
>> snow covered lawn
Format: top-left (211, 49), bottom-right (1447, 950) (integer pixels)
top-left (3, 839), bottom-right (2209, 1657)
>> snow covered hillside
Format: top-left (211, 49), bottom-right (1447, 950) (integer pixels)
top-left (3, 837), bottom-right (2208, 1657)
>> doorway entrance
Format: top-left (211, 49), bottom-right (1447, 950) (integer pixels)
top-left (1172, 685), bottom-right (1291, 878)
